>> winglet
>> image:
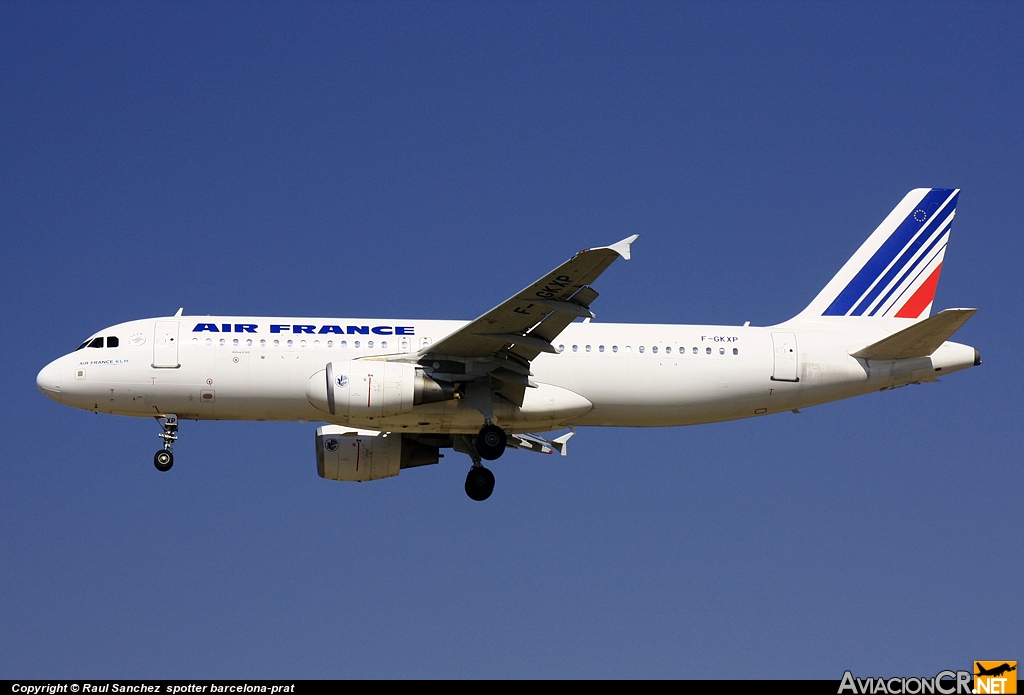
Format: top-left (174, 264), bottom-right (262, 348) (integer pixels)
top-left (602, 234), bottom-right (639, 261)
top-left (552, 429), bottom-right (574, 456)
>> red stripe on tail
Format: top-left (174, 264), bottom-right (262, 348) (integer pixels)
top-left (895, 264), bottom-right (942, 318)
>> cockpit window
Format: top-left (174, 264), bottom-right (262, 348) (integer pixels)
top-left (74, 340), bottom-right (89, 351)
top-left (107, 336), bottom-right (119, 348)
top-left (88, 337), bottom-right (104, 348)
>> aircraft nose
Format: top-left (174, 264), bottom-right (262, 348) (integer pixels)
top-left (36, 359), bottom-right (62, 403)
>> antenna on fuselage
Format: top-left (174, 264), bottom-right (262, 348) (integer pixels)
top-left (174, 307), bottom-right (184, 317)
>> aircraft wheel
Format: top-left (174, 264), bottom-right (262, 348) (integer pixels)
top-left (476, 424), bottom-right (507, 460)
top-left (465, 466), bottom-right (495, 501)
top-left (154, 450), bottom-right (174, 472)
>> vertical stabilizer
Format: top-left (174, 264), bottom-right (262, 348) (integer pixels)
top-left (797, 188), bottom-right (959, 321)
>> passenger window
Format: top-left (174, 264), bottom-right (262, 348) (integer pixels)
top-left (625, 346), bottom-right (631, 352)
top-left (559, 344), bottom-right (565, 353)
top-left (639, 346), bottom-right (645, 353)
top-left (106, 336), bottom-right (119, 348)
top-left (652, 346), bottom-right (658, 354)
top-left (233, 338), bottom-right (239, 346)
top-left (599, 345), bottom-right (605, 353)
top-left (206, 338), bottom-right (213, 346)
top-left (88, 337), bottom-right (104, 348)
top-left (706, 347), bottom-right (711, 354)
top-left (246, 339), bottom-right (253, 347)
top-left (341, 341), bottom-right (348, 348)
top-left (719, 347), bottom-right (725, 355)
top-left (733, 348), bottom-right (739, 355)
top-left (665, 346), bottom-right (671, 354)
top-left (368, 341), bottom-right (374, 349)
top-left (260, 339), bottom-right (266, 347)
top-left (219, 338), bottom-right (226, 346)
top-left (586, 345), bottom-right (591, 352)
top-left (354, 341), bottom-right (361, 348)
top-left (300, 340), bottom-right (307, 348)
top-left (327, 340), bottom-right (333, 348)
top-left (692, 347), bottom-right (697, 354)
top-left (286, 340), bottom-right (293, 347)
top-left (572, 345), bottom-right (578, 352)
top-left (192, 338), bottom-right (199, 345)
top-left (381, 341), bottom-right (388, 349)
top-left (273, 339), bottom-right (280, 347)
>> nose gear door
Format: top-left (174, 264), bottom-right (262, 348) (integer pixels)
top-left (153, 321), bottom-right (180, 368)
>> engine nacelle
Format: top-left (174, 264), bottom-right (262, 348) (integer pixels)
top-left (306, 361), bottom-right (453, 426)
top-left (315, 426), bottom-right (440, 482)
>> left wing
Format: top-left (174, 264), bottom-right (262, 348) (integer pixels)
top-left (508, 430), bottom-right (574, 456)
top-left (417, 235), bottom-right (637, 405)
top-left (426, 234), bottom-right (637, 361)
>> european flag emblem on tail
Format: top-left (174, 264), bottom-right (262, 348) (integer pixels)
top-left (800, 188), bottom-right (959, 321)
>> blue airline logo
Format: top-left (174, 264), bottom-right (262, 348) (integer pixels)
top-left (192, 323), bottom-right (415, 335)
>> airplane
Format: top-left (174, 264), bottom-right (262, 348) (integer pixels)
top-left (36, 188), bottom-right (980, 501)
top-left (975, 663), bottom-right (1016, 678)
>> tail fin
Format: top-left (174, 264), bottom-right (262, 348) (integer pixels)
top-left (798, 188), bottom-right (959, 320)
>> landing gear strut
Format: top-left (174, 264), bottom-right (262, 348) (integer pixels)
top-left (154, 414), bottom-right (178, 472)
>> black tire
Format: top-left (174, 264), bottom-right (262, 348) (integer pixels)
top-left (154, 449), bottom-right (174, 472)
top-left (465, 466), bottom-right (495, 501)
top-left (476, 424), bottom-right (507, 461)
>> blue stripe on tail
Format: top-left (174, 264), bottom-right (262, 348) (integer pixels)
top-left (823, 189), bottom-right (955, 316)
top-left (852, 193), bottom-right (957, 316)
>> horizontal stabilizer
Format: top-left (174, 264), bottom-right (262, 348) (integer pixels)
top-left (851, 308), bottom-right (976, 360)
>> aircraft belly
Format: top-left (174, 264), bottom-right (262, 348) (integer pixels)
top-left (375, 382), bottom-right (593, 434)
top-left (550, 352), bottom-right (770, 426)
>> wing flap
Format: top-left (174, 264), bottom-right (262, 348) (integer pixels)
top-left (851, 308), bottom-right (977, 360)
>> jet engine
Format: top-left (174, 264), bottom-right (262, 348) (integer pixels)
top-left (315, 426), bottom-right (440, 482)
top-left (306, 361), bottom-right (454, 426)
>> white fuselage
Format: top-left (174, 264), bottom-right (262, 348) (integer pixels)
top-left (37, 315), bottom-right (978, 433)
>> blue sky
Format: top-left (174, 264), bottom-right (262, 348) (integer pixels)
top-left (2, 1), bottom-right (1021, 678)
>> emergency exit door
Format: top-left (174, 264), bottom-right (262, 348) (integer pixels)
top-left (153, 321), bottom-right (180, 368)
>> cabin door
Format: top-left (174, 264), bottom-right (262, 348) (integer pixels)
top-left (153, 321), bottom-right (180, 368)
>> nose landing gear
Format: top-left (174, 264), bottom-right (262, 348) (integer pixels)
top-left (154, 414), bottom-right (178, 472)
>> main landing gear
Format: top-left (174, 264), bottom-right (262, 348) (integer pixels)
top-left (465, 465), bottom-right (495, 502)
top-left (154, 414), bottom-right (178, 472)
top-left (476, 423), bottom-right (507, 460)
top-left (460, 422), bottom-right (507, 501)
